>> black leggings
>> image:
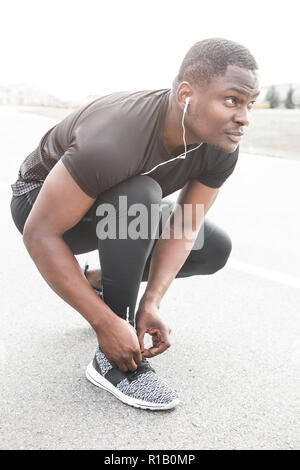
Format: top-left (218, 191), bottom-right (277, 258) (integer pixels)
top-left (10, 175), bottom-right (232, 325)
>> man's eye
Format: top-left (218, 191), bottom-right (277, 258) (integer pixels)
top-left (248, 101), bottom-right (256, 109)
top-left (225, 97), bottom-right (237, 105)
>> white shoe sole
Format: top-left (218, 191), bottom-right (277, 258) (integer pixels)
top-left (85, 361), bottom-right (180, 411)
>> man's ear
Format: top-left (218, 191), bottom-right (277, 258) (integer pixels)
top-left (177, 81), bottom-right (193, 111)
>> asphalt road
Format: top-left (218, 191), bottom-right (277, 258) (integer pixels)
top-left (1, 106), bottom-right (299, 450)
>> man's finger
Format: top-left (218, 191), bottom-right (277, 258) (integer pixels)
top-left (147, 328), bottom-right (161, 344)
top-left (137, 329), bottom-right (146, 353)
top-left (134, 349), bottom-right (143, 365)
top-left (143, 339), bottom-right (171, 358)
top-left (127, 358), bottom-right (138, 372)
top-left (118, 361), bottom-right (129, 372)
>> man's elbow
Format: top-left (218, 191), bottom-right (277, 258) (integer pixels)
top-left (23, 227), bottom-right (42, 254)
top-left (23, 225), bottom-right (54, 254)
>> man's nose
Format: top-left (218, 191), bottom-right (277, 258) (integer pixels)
top-left (233, 107), bottom-right (250, 127)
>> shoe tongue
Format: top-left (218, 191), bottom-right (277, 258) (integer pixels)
top-left (125, 358), bottom-right (155, 382)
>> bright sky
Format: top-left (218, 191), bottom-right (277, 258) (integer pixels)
top-left (2, 0), bottom-right (299, 100)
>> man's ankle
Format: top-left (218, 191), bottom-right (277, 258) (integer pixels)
top-left (85, 268), bottom-right (102, 290)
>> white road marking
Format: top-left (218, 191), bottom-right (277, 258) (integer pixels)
top-left (228, 258), bottom-right (300, 290)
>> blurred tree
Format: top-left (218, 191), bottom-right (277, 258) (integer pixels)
top-left (285, 85), bottom-right (295, 109)
top-left (266, 85), bottom-right (280, 108)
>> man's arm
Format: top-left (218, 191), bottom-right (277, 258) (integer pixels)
top-left (142, 180), bottom-right (219, 305)
top-left (23, 161), bottom-right (142, 371)
top-left (136, 180), bottom-right (219, 357)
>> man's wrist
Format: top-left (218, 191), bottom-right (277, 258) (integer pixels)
top-left (140, 291), bottom-right (162, 308)
top-left (91, 306), bottom-right (120, 333)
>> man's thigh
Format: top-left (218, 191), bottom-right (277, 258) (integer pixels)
top-left (62, 201), bottom-right (99, 255)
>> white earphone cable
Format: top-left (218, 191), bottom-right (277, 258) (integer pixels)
top-left (180, 97), bottom-right (202, 159)
top-left (141, 97), bottom-right (203, 176)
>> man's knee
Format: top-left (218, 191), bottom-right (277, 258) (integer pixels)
top-left (209, 233), bottom-right (232, 273)
top-left (191, 230), bottom-right (232, 275)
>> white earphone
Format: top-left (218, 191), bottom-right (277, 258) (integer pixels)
top-left (184, 96), bottom-right (190, 113)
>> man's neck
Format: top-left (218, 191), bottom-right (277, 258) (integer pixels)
top-left (163, 92), bottom-right (200, 156)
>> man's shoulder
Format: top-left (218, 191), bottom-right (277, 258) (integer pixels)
top-left (82, 88), bottom-right (170, 113)
top-left (73, 88), bottom-right (170, 143)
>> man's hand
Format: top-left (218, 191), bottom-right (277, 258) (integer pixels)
top-left (135, 300), bottom-right (171, 358)
top-left (96, 316), bottom-right (142, 372)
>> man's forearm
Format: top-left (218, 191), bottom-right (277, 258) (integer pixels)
top-left (141, 182), bottom-right (216, 308)
top-left (23, 233), bottom-right (114, 331)
top-left (141, 226), bottom-right (199, 308)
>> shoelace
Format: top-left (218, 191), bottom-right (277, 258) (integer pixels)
top-left (126, 359), bottom-right (155, 382)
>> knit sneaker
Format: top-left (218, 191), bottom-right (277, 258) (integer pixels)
top-left (86, 347), bottom-right (180, 410)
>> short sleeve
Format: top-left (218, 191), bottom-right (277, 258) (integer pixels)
top-left (61, 144), bottom-right (99, 198)
top-left (195, 146), bottom-right (239, 188)
top-left (60, 116), bottom-right (134, 199)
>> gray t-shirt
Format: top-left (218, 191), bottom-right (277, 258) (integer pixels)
top-left (11, 89), bottom-right (239, 198)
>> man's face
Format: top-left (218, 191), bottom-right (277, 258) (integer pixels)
top-left (185, 65), bottom-right (260, 153)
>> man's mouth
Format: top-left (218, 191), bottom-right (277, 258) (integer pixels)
top-left (225, 132), bottom-right (244, 143)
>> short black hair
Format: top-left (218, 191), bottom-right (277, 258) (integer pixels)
top-left (173, 38), bottom-right (258, 92)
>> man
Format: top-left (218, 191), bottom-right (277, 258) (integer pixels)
top-left (10, 38), bottom-right (260, 410)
